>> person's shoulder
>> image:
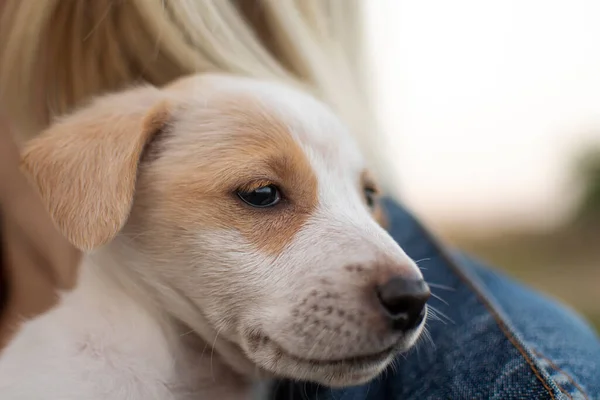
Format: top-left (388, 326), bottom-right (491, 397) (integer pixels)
top-left (271, 198), bottom-right (600, 400)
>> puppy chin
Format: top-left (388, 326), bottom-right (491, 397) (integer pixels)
top-left (238, 335), bottom-right (396, 387)
top-left (299, 358), bottom-right (393, 388)
top-left (317, 364), bottom-right (391, 388)
top-left (249, 350), bottom-right (393, 387)
top-left (239, 319), bottom-right (427, 387)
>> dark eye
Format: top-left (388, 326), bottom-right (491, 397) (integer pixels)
top-left (237, 184), bottom-right (281, 208)
top-left (364, 187), bottom-right (377, 208)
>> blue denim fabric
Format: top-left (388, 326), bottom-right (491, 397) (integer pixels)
top-left (271, 199), bottom-right (600, 399)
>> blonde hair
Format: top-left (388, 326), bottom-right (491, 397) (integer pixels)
top-left (0, 0), bottom-right (395, 190)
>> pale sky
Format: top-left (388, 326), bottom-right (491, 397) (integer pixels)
top-left (365, 0), bottom-right (600, 232)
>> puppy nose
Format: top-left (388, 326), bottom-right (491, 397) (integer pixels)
top-left (376, 277), bottom-right (430, 331)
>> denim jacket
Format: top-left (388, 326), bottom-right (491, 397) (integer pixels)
top-left (271, 199), bottom-right (600, 400)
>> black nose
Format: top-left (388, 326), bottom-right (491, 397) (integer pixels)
top-left (376, 277), bottom-right (430, 331)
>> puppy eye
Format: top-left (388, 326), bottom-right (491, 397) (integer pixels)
top-left (237, 184), bottom-right (281, 208)
top-left (364, 186), bottom-right (377, 208)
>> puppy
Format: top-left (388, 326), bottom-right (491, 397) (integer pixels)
top-left (0, 74), bottom-right (430, 399)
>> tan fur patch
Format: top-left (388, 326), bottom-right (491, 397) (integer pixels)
top-left (22, 77), bottom-right (319, 256)
top-left (133, 95), bottom-right (319, 256)
top-left (20, 87), bottom-right (171, 250)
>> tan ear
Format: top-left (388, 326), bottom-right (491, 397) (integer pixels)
top-left (21, 86), bottom-right (171, 251)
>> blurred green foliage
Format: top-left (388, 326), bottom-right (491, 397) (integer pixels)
top-left (573, 146), bottom-right (600, 331)
top-left (574, 147), bottom-right (600, 224)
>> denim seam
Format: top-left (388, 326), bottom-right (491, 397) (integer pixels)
top-left (532, 350), bottom-right (590, 400)
top-left (411, 224), bottom-right (563, 399)
top-left (444, 264), bottom-right (558, 399)
top-left (555, 382), bottom-right (574, 400)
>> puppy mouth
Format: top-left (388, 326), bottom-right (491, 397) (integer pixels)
top-left (285, 344), bottom-right (397, 367)
top-left (253, 334), bottom-right (398, 368)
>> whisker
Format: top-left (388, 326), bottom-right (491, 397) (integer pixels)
top-left (427, 283), bottom-right (456, 292)
top-left (364, 381), bottom-right (372, 400)
top-left (428, 306), bottom-right (455, 325)
top-left (197, 332), bottom-right (211, 361)
top-left (414, 336), bottom-right (421, 359)
top-left (423, 327), bottom-right (436, 350)
top-left (427, 313), bottom-right (447, 325)
top-left (415, 324), bottom-right (435, 351)
top-left (427, 308), bottom-right (448, 325)
top-left (430, 292), bottom-right (449, 306)
top-left (414, 258), bottom-right (431, 271)
top-left (388, 358), bottom-right (398, 375)
top-left (210, 327), bottom-right (224, 382)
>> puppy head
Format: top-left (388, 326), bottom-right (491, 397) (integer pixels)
top-left (21, 75), bottom-right (429, 387)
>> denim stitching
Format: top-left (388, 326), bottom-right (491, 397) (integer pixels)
top-left (444, 258), bottom-right (557, 398)
top-left (533, 350), bottom-right (590, 400)
top-left (553, 381), bottom-right (574, 400)
top-left (410, 223), bottom-right (560, 399)
top-left (543, 365), bottom-right (574, 400)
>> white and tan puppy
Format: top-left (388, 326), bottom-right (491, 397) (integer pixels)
top-left (0, 75), bottom-right (430, 399)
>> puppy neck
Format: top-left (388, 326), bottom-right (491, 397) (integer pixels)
top-left (76, 251), bottom-right (255, 399)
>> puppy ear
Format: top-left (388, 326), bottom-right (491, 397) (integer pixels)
top-left (21, 87), bottom-right (171, 251)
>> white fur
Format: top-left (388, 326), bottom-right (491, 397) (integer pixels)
top-left (0, 75), bottom-right (426, 399)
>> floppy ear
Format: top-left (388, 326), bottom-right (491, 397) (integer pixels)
top-left (21, 86), bottom-right (171, 251)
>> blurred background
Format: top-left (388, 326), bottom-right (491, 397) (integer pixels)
top-left (364, 0), bottom-right (600, 330)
